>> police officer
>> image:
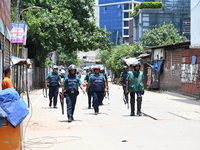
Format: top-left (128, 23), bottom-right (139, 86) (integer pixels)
top-left (99, 66), bottom-right (109, 105)
top-left (45, 65), bottom-right (62, 108)
top-left (61, 64), bottom-right (85, 122)
top-left (84, 66), bottom-right (94, 109)
top-left (117, 66), bottom-right (129, 104)
top-left (126, 61), bottom-right (144, 116)
top-left (86, 66), bottom-right (108, 115)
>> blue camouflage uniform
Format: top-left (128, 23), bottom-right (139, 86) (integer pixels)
top-left (63, 74), bottom-right (82, 120)
top-left (46, 72), bottom-right (61, 107)
top-left (99, 72), bottom-right (108, 105)
top-left (89, 73), bottom-right (106, 114)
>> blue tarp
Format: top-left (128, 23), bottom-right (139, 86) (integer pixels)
top-left (153, 61), bottom-right (163, 75)
top-left (192, 56), bottom-right (196, 64)
top-left (0, 88), bottom-right (29, 128)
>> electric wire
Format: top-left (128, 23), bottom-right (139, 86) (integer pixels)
top-left (21, 90), bottom-right (82, 150)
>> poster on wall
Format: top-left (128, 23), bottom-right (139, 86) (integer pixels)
top-left (10, 23), bottom-right (28, 45)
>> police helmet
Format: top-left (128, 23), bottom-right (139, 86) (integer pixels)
top-left (93, 66), bottom-right (100, 70)
top-left (123, 66), bottom-right (128, 69)
top-left (68, 64), bottom-right (77, 70)
top-left (53, 65), bottom-right (58, 69)
top-left (133, 61), bottom-right (141, 66)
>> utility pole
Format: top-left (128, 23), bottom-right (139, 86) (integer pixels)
top-left (17, 0), bottom-right (20, 22)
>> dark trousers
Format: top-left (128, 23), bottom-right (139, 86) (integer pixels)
top-left (130, 92), bottom-right (142, 113)
top-left (92, 91), bottom-right (104, 113)
top-left (49, 85), bottom-right (59, 107)
top-left (87, 87), bottom-right (93, 107)
top-left (65, 92), bottom-right (79, 120)
top-left (122, 85), bottom-right (128, 103)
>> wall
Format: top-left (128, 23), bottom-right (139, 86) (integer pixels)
top-left (181, 49), bottom-right (200, 96)
top-left (159, 49), bottom-right (182, 92)
top-left (0, 0), bottom-right (11, 91)
top-left (190, 0), bottom-right (200, 48)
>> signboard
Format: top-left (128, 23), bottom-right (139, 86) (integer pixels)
top-left (10, 23), bottom-right (28, 45)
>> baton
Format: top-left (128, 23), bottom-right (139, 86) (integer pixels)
top-left (59, 92), bottom-right (64, 115)
top-left (43, 88), bottom-right (48, 98)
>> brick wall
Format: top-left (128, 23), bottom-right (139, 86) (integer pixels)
top-left (160, 49), bottom-right (182, 92)
top-left (181, 49), bottom-right (200, 96)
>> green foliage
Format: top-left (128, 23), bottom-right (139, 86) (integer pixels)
top-left (97, 44), bottom-right (144, 77)
top-left (140, 23), bottom-right (187, 46)
top-left (44, 60), bottom-right (53, 67)
top-left (57, 51), bottom-right (82, 66)
top-left (11, 0), bottom-right (112, 67)
top-left (131, 2), bottom-right (162, 17)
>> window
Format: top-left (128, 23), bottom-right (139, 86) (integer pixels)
top-left (130, 4), bottom-right (132, 10)
top-left (124, 12), bottom-right (129, 18)
top-left (124, 21), bottom-right (129, 27)
top-left (124, 4), bottom-right (129, 10)
top-left (124, 29), bottom-right (129, 35)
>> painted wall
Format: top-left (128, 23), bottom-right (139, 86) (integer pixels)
top-left (181, 49), bottom-right (200, 96)
top-left (190, 0), bottom-right (200, 48)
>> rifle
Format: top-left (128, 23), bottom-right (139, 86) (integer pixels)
top-left (104, 91), bottom-right (110, 105)
top-left (123, 93), bottom-right (129, 109)
top-left (59, 92), bottom-right (64, 115)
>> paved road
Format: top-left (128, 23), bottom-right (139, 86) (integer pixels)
top-left (22, 81), bottom-right (200, 150)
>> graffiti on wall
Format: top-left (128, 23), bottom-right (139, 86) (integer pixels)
top-left (181, 64), bottom-right (198, 84)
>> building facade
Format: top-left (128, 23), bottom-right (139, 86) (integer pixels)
top-left (0, 0), bottom-right (11, 91)
top-left (190, 0), bottom-right (200, 48)
top-left (98, 0), bottom-right (147, 45)
top-left (133, 0), bottom-right (190, 43)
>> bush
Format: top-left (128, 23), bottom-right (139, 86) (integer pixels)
top-left (130, 2), bottom-right (162, 17)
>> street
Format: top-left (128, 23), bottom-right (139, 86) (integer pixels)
top-left (22, 81), bottom-right (200, 150)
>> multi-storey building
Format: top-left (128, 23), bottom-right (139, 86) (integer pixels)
top-left (133, 0), bottom-right (190, 43)
top-left (97, 0), bottom-right (148, 45)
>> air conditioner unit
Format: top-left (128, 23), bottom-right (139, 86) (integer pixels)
top-left (153, 48), bottom-right (165, 60)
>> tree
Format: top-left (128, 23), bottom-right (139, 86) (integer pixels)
top-left (97, 44), bottom-right (144, 77)
top-left (57, 51), bottom-right (82, 66)
top-left (11, 0), bottom-right (112, 67)
top-left (140, 23), bottom-right (187, 46)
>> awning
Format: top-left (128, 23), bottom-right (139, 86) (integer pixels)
top-left (136, 53), bottom-right (150, 58)
top-left (11, 56), bottom-right (31, 68)
top-left (123, 58), bottom-right (140, 66)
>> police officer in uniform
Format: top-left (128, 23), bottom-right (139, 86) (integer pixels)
top-left (84, 66), bottom-right (94, 109)
top-left (99, 66), bottom-right (109, 105)
top-left (126, 61), bottom-right (144, 116)
top-left (86, 66), bottom-right (108, 115)
top-left (45, 65), bottom-right (61, 108)
top-left (117, 66), bottom-right (129, 104)
top-left (61, 64), bottom-right (85, 122)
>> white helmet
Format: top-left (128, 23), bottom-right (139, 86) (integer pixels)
top-left (133, 61), bottom-right (141, 66)
top-left (53, 65), bottom-right (58, 69)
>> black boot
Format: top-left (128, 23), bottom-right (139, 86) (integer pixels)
top-left (130, 99), bottom-right (135, 116)
top-left (137, 98), bottom-right (142, 116)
